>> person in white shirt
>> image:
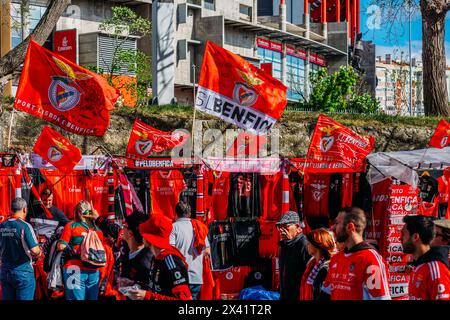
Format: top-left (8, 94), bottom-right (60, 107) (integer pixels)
top-left (169, 201), bottom-right (210, 300)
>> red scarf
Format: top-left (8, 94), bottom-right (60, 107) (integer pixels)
top-left (191, 219), bottom-right (208, 254)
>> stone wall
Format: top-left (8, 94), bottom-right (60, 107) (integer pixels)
top-left (0, 109), bottom-right (434, 158)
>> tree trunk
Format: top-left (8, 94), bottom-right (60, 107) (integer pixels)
top-left (0, 0), bottom-right (70, 82)
top-left (421, 0), bottom-right (450, 116)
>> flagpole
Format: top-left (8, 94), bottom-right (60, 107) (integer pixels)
top-left (192, 63), bottom-right (197, 161)
top-left (7, 109), bottom-right (16, 150)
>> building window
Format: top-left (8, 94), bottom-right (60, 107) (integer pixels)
top-left (239, 4), bottom-right (252, 21)
top-left (204, 0), bottom-right (215, 11)
top-left (11, 3), bottom-right (46, 48)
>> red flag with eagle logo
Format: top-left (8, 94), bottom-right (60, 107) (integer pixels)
top-left (306, 114), bottom-right (375, 172)
top-left (14, 38), bottom-right (119, 137)
top-left (429, 119), bottom-right (450, 149)
top-left (195, 41), bottom-right (287, 134)
top-left (125, 119), bottom-right (189, 159)
top-left (33, 126), bottom-right (82, 173)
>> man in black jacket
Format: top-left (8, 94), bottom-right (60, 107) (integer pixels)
top-left (277, 211), bottom-right (311, 300)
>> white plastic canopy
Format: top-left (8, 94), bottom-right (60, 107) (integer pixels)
top-left (366, 147), bottom-right (450, 187)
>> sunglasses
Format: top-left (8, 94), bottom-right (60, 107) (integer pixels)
top-left (82, 210), bottom-right (93, 216)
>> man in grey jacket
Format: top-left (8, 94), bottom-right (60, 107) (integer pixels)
top-left (277, 211), bottom-right (311, 301)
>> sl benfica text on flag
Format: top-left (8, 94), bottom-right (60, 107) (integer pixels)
top-left (429, 119), bottom-right (450, 149)
top-left (195, 41), bottom-right (287, 134)
top-left (33, 126), bottom-right (82, 173)
top-left (306, 114), bottom-right (375, 172)
top-left (14, 38), bottom-right (119, 136)
top-left (126, 119), bottom-right (189, 159)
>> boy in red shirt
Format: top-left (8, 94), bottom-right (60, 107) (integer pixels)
top-left (321, 207), bottom-right (391, 300)
top-left (402, 215), bottom-right (450, 300)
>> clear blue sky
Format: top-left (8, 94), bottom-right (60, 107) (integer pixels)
top-left (360, 0), bottom-right (450, 64)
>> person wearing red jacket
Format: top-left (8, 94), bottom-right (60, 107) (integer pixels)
top-left (128, 214), bottom-right (192, 300)
top-left (320, 207), bottom-right (391, 300)
top-left (402, 215), bottom-right (450, 300)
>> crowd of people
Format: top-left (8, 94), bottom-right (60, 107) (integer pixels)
top-left (0, 189), bottom-right (449, 301)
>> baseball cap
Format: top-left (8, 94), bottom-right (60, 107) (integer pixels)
top-left (434, 219), bottom-right (450, 231)
top-left (276, 211), bottom-right (300, 226)
top-left (139, 214), bottom-right (173, 249)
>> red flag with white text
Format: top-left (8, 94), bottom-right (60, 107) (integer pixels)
top-left (429, 119), bottom-right (450, 149)
top-left (226, 131), bottom-right (268, 157)
top-left (306, 114), bottom-right (375, 172)
top-left (33, 126), bottom-right (82, 173)
top-left (195, 41), bottom-right (287, 134)
top-left (14, 38), bottom-right (119, 136)
top-left (126, 119), bottom-right (189, 159)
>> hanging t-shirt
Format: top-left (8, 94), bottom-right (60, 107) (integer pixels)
top-left (418, 174), bottom-right (439, 203)
top-left (208, 220), bottom-right (236, 271)
top-left (206, 171), bottom-right (230, 221)
top-left (437, 174), bottom-right (449, 219)
top-left (232, 219), bottom-right (261, 266)
top-left (260, 172), bottom-right (283, 220)
top-left (0, 168), bottom-right (15, 218)
top-left (328, 173), bottom-right (342, 221)
top-left (303, 173), bottom-right (330, 218)
top-left (352, 172), bottom-right (372, 212)
top-left (213, 266), bottom-right (251, 297)
top-left (258, 220), bottom-right (279, 258)
top-left (227, 173), bottom-right (261, 218)
top-left (86, 172), bottom-right (110, 216)
top-left (179, 169), bottom-right (197, 217)
top-left (244, 258), bottom-right (273, 290)
top-left (341, 173), bottom-right (354, 208)
top-left (289, 171), bottom-right (304, 220)
top-left (150, 170), bottom-right (186, 221)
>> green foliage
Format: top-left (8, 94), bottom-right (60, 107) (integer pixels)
top-left (84, 65), bottom-right (105, 74)
top-left (99, 6), bottom-right (151, 37)
top-left (98, 6), bottom-right (152, 106)
top-left (299, 66), bottom-right (380, 114)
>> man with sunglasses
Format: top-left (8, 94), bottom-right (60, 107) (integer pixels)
top-left (432, 219), bottom-right (450, 263)
top-left (276, 211), bottom-right (310, 300)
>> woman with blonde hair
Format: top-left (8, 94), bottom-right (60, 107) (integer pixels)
top-left (57, 200), bottom-right (104, 300)
top-left (299, 228), bottom-right (336, 300)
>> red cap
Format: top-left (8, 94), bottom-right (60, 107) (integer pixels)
top-left (139, 214), bottom-right (173, 249)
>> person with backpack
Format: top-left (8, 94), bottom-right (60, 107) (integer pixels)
top-left (57, 201), bottom-right (106, 300)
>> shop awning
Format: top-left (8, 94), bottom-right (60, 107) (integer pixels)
top-left (366, 147), bottom-right (450, 187)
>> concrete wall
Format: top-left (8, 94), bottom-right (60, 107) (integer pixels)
top-left (224, 26), bottom-right (255, 59)
top-left (152, 0), bottom-right (176, 105)
top-left (327, 22), bottom-right (348, 51)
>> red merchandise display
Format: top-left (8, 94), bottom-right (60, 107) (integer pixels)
top-left (258, 220), bottom-right (280, 258)
top-left (303, 173), bottom-right (330, 219)
top-left (0, 168), bottom-right (18, 217)
top-left (260, 172), bottom-right (283, 220)
top-left (149, 170), bottom-right (186, 220)
top-left (212, 266), bottom-right (251, 299)
top-left (382, 182), bottom-right (418, 300)
top-left (205, 171), bottom-right (230, 221)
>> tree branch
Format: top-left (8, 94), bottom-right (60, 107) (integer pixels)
top-left (0, 0), bottom-right (70, 79)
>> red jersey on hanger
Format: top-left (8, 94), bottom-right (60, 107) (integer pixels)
top-left (150, 170), bottom-right (186, 220)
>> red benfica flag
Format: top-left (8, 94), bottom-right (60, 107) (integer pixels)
top-left (306, 114), bottom-right (375, 172)
top-left (126, 119), bottom-right (189, 159)
top-left (195, 41), bottom-right (287, 134)
top-left (429, 119), bottom-right (450, 149)
top-left (226, 131), bottom-right (268, 157)
top-left (33, 126), bottom-right (82, 173)
top-left (14, 38), bottom-right (119, 136)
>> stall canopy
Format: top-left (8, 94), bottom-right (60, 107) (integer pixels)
top-left (367, 147), bottom-right (450, 187)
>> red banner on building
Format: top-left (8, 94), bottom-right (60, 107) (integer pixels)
top-left (196, 41), bottom-right (287, 134)
top-left (305, 114), bottom-right (375, 172)
top-left (14, 38), bottom-right (119, 136)
top-left (53, 29), bottom-right (77, 63)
